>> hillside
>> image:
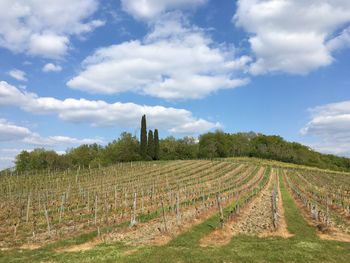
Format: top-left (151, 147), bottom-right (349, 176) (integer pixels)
top-left (8, 131), bottom-right (350, 175)
top-left (0, 158), bottom-right (349, 262)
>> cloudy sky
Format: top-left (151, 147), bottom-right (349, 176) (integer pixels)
top-left (1, 0), bottom-right (350, 169)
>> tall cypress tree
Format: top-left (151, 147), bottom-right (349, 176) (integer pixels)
top-left (147, 130), bottom-right (154, 159)
top-left (140, 115), bottom-right (147, 159)
top-left (154, 129), bottom-right (160, 160)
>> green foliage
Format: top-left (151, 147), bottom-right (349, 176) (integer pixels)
top-left (154, 129), bottom-right (160, 160)
top-left (198, 130), bottom-right (229, 158)
top-left (103, 132), bottom-right (141, 164)
top-left (10, 119), bottom-right (350, 173)
top-left (147, 130), bottom-right (154, 159)
top-left (67, 143), bottom-right (103, 168)
top-left (198, 131), bottom-right (350, 172)
top-left (15, 149), bottom-right (70, 172)
top-left (140, 114), bottom-right (147, 159)
top-left (160, 136), bottom-right (198, 160)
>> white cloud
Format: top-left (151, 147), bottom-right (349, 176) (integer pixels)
top-left (234, 0), bottom-right (350, 75)
top-left (301, 100), bottom-right (350, 156)
top-left (0, 117), bottom-right (102, 146)
top-left (0, 119), bottom-right (31, 141)
top-left (8, 69), bottom-right (27, 81)
top-left (0, 81), bottom-right (221, 134)
top-left (327, 26), bottom-right (350, 51)
top-left (23, 134), bottom-right (103, 146)
top-left (67, 15), bottom-right (249, 100)
top-left (42, 63), bottom-right (62, 73)
top-left (29, 34), bottom-right (69, 58)
top-left (121, 0), bottom-right (207, 20)
top-left (0, 0), bottom-right (103, 58)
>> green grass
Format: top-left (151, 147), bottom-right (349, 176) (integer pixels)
top-left (1, 169), bottom-right (349, 263)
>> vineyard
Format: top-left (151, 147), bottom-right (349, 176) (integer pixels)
top-left (0, 158), bottom-right (349, 262)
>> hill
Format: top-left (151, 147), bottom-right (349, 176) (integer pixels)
top-left (0, 158), bottom-right (349, 262)
top-left (7, 131), bottom-right (350, 174)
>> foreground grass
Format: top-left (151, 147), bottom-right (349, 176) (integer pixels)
top-left (1, 168), bottom-right (349, 263)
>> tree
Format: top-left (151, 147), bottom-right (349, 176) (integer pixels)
top-left (154, 129), bottom-right (160, 160)
top-left (15, 150), bottom-right (31, 172)
top-left (147, 130), bottom-right (154, 159)
top-left (115, 132), bottom-right (141, 162)
top-left (140, 115), bottom-right (147, 159)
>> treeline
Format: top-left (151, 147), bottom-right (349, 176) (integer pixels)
top-left (198, 131), bottom-right (350, 171)
top-left (12, 119), bottom-right (350, 173)
top-left (14, 115), bottom-right (160, 172)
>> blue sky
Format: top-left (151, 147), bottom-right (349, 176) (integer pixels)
top-left (1, 0), bottom-right (350, 169)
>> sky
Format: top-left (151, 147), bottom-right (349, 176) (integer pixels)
top-left (1, 0), bottom-right (350, 169)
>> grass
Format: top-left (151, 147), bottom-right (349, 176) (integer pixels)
top-left (1, 168), bottom-right (349, 262)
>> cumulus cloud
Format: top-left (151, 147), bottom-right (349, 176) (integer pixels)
top-left (0, 0), bottom-right (103, 58)
top-left (67, 15), bottom-right (249, 100)
top-left (234, 0), bottom-right (350, 75)
top-left (8, 69), bottom-right (27, 81)
top-left (301, 100), bottom-right (350, 156)
top-left (0, 81), bottom-right (221, 134)
top-left (0, 124), bottom-right (102, 170)
top-left (0, 118), bottom-right (102, 146)
top-left (327, 26), bottom-right (350, 51)
top-left (42, 63), bottom-right (62, 72)
top-left (29, 34), bottom-right (69, 58)
top-left (22, 134), bottom-right (103, 146)
top-left (121, 0), bottom-right (207, 20)
top-left (0, 119), bottom-right (31, 141)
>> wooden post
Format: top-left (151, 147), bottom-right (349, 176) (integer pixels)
top-left (87, 191), bottom-right (90, 212)
top-left (59, 194), bottom-right (65, 223)
top-left (44, 204), bottom-right (51, 235)
top-left (26, 193), bottom-right (31, 223)
top-left (14, 223), bottom-right (18, 238)
top-left (105, 193), bottom-right (109, 225)
top-left (141, 190), bottom-right (144, 214)
top-left (114, 187), bottom-right (118, 210)
top-left (176, 191), bottom-right (180, 226)
top-left (94, 194), bottom-right (98, 226)
top-left (130, 192), bottom-right (137, 226)
top-left (161, 197), bottom-right (168, 232)
top-left (216, 193), bottom-right (224, 228)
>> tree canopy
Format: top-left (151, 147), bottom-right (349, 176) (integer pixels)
top-left (10, 124), bottom-right (350, 173)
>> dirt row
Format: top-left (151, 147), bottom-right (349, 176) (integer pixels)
top-left (283, 174), bottom-right (350, 242)
top-left (200, 169), bottom-right (292, 247)
top-left (57, 167), bottom-right (266, 252)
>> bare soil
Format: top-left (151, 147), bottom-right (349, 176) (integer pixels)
top-left (262, 175), bottom-right (293, 238)
top-left (106, 197), bottom-right (231, 247)
top-left (200, 168), bottom-right (275, 247)
top-left (55, 238), bottom-right (101, 253)
top-left (200, 169), bottom-right (292, 247)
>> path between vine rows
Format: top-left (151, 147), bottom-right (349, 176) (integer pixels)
top-left (200, 169), bottom-right (292, 247)
top-left (103, 165), bottom-right (251, 247)
top-left (56, 165), bottom-right (248, 252)
top-left (284, 174), bottom-right (350, 243)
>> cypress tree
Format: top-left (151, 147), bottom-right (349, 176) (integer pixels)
top-left (147, 130), bottom-right (154, 159)
top-left (154, 129), bottom-right (160, 160)
top-left (140, 115), bottom-right (147, 159)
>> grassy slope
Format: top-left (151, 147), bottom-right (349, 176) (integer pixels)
top-left (1, 167), bottom-right (350, 263)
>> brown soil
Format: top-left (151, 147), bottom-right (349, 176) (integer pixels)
top-left (19, 243), bottom-right (41, 250)
top-left (262, 175), bottom-right (293, 238)
top-left (200, 169), bottom-right (292, 247)
top-left (122, 249), bottom-right (139, 256)
top-left (54, 193), bottom-right (234, 252)
top-left (284, 175), bottom-right (350, 243)
top-left (100, 166), bottom-right (256, 247)
top-left (106, 197), bottom-right (230, 247)
top-left (55, 238), bottom-right (101, 253)
top-left (200, 168), bottom-right (274, 247)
